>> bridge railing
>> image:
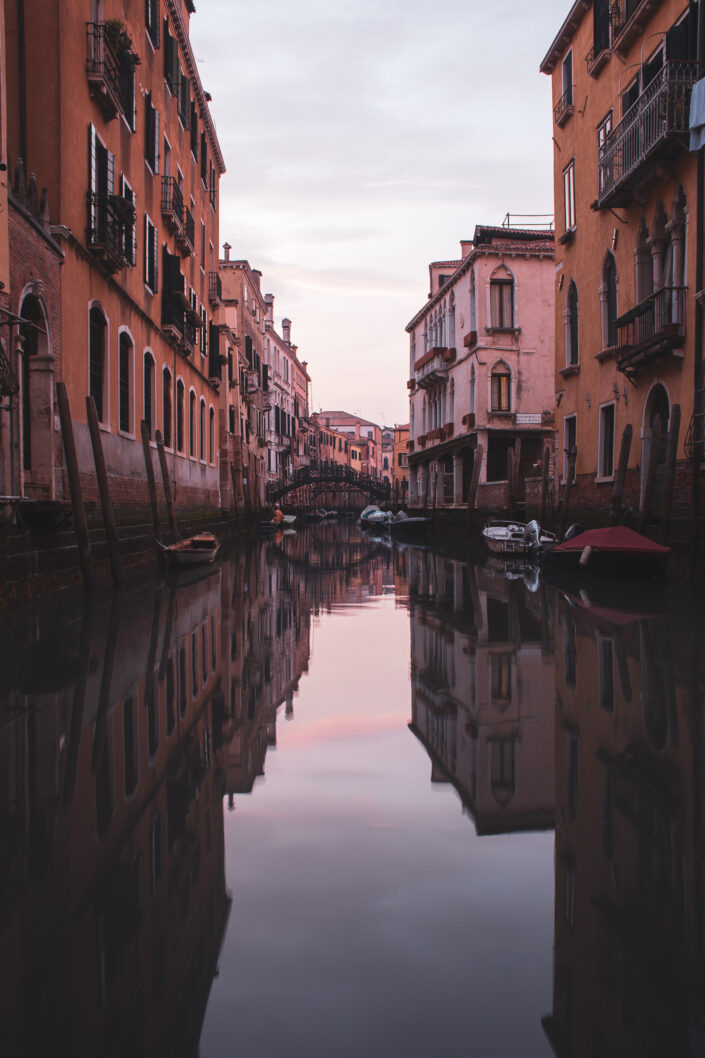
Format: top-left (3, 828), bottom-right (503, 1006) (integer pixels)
top-left (266, 461), bottom-right (390, 503)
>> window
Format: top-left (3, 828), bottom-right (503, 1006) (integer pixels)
top-left (88, 124), bottom-right (115, 251)
top-left (163, 368), bottom-right (172, 448)
top-left (176, 378), bottom-right (184, 452)
top-left (119, 331), bottom-right (133, 434)
top-left (597, 111), bottom-right (613, 195)
top-left (209, 406), bottom-right (215, 463)
top-left (190, 101), bottom-right (198, 159)
top-left (490, 268), bottom-right (514, 329)
top-left (563, 159), bottom-right (576, 231)
top-left (563, 415), bottom-right (577, 482)
top-left (189, 390), bottom-right (196, 456)
top-left (89, 306), bottom-right (107, 423)
top-left (490, 653), bottom-right (512, 700)
top-left (164, 22), bottom-right (179, 94)
top-left (602, 252), bottom-right (618, 348)
top-left (118, 48), bottom-right (136, 132)
top-left (143, 352), bottom-right (155, 439)
top-left (146, 0), bottom-right (160, 48)
top-left (144, 214), bottom-right (158, 293)
top-left (118, 175), bottom-right (136, 266)
top-left (201, 132), bottom-right (208, 185)
top-left (562, 49), bottom-right (573, 107)
top-left (599, 402), bottom-right (615, 478)
top-left (199, 397), bottom-right (206, 460)
top-left (491, 363), bottom-right (511, 412)
top-left (145, 93), bottom-right (160, 173)
top-left (566, 280), bottom-right (579, 366)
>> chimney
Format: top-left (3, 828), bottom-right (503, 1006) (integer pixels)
top-left (223, 242), bottom-right (231, 261)
top-left (301, 360), bottom-right (308, 373)
top-left (291, 344), bottom-right (298, 358)
top-left (460, 240), bottom-right (473, 258)
top-left (265, 293), bottom-right (274, 324)
top-left (282, 318), bottom-right (291, 344)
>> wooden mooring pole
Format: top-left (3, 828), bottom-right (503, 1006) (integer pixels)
top-left (610, 423), bottom-right (632, 526)
top-left (540, 446), bottom-right (550, 527)
top-left (639, 417), bottom-right (661, 534)
top-left (562, 446), bottom-right (577, 532)
top-left (467, 444), bottom-right (484, 515)
top-left (660, 403), bottom-right (681, 545)
top-left (86, 395), bottom-right (121, 586)
top-left (155, 430), bottom-right (178, 540)
top-left (56, 382), bottom-right (94, 595)
top-left (140, 419), bottom-right (161, 540)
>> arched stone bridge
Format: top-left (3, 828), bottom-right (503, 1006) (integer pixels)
top-left (266, 462), bottom-right (390, 505)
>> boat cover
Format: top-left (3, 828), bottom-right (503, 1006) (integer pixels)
top-left (551, 526), bottom-right (670, 555)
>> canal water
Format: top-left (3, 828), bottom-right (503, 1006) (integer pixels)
top-left (1, 520), bottom-right (703, 1057)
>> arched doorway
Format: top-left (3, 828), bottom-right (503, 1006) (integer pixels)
top-left (641, 383), bottom-right (669, 509)
top-left (19, 292), bottom-right (54, 497)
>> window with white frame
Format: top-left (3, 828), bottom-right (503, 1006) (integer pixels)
top-left (566, 280), bottom-right (579, 366)
top-left (597, 111), bottom-right (613, 195)
top-left (598, 402), bottom-right (615, 478)
top-left (490, 266), bottom-right (514, 330)
top-left (563, 159), bottom-right (576, 231)
top-left (491, 362), bottom-right (511, 412)
top-left (144, 214), bottom-right (158, 293)
top-left (143, 351), bottom-right (155, 439)
top-left (118, 331), bottom-right (133, 434)
top-left (145, 93), bottom-right (160, 173)
top-left (118, 175), bottom-right (136, 266)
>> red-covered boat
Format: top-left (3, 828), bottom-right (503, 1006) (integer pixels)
top-left (540, 525), bottom-right (670, 580)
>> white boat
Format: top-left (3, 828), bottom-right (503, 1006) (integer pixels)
top-left (482, 519), bottom-right (554, 556)
top-left (360, 504), bottom-right (392, 527)
top-left (156, 531), bottom-right (220, 567)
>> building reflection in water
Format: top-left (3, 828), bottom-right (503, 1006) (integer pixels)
top-left (0, 572), bottom-right (231, 1058)
top-left (405, 550), bottom-right (556, 835)
top-left (542, 583), bottom-right (705, 1058)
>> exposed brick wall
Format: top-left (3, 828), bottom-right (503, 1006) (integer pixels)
top-left (556, 461), bottom-right (702, 517)
top-left (8, 199), bottom-right (63, 375)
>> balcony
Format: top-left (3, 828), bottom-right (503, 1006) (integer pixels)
top-left (553, 87), bottom-right (574, 128)
top-left (86, 22), bottom-right (121, 118)
top-left (180, 316), bottom-right (197, 356)
top-left (86, 193), bottom-right (134, 273)
top-left (598, 61), bottom-right (697, 208)
top-left (586, 44), bottom-right (610, 78)
top-left (615, 285), bottom-right (686, 377)
top-left (414, 348), bottom-right (449, 389)
top-left (161, 176), bottom-right (184, 233)
top-left (610, 0), bottom-right (661, 54)
top-left (176, 204), bottom-right (195, 256)
top-left (208, 271), bottom-right (222, 306)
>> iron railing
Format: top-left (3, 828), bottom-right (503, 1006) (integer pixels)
top-left (161, 176), bottom-right (184, 229)
top-left (609, 0), bottom-right (646, 43)
top-left (209, 272), bottom-right (222, 304)
top-left (181, 205), bottom-right (195, 252)
top-left (85, 22), bottom-right (121, 111)
top-left (598, 61), bottom-right (697, 206)
top-left (86, 193), bottom-right (133, 271)
top-left (553, 86), bottom-right (574, 125)
top-left (616, 285), bottom-right (687, 373)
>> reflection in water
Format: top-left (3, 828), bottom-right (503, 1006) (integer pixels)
top-left (3, 523), bottom-right (705, 1055)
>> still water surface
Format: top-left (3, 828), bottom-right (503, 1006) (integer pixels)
top-left (1, 521), bottom-right (700, 1057)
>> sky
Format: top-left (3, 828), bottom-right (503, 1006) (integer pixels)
top-left (190, 0), bottom-right (570, 426)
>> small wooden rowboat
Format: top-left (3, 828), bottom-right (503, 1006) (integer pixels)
top-left (156, 532), bottom-right (220, 568)
top-left (540, 526), bottom-right (670, 580)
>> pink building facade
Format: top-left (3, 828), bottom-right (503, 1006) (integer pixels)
top-left (406, 225), bottom-right (556, 510)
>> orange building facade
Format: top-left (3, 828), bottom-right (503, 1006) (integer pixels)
top-left (541, 0), bottom-right (701, 521)
top-left (4, 0), bottom-right (225, 512)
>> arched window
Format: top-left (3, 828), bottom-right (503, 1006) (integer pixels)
top-left (89, 306), bottom-right (107, 423)
top-left (209, 405), bottom-right (215, 463)
top-left (176, 378), bottom-right (185, 452)
top-left (199, 397), bottom-right (206, 460)
top-left (491, 362), bottom-right (511, 412)
top-left (470, 364), bottom-right (476, 413)
top-left (566, 280), bottom-right (579, 366)
top-left (143, 351), bottom-right (155, 439)
top-left (118, 331), bottom-right (133, 434)
top-left (602, 253), bottom-right (618, 349)
top-left (163, 368), bottom-right (172, 448)
top-left (189, 390), bottom-right (196, 455)
top-left (490, 266), bottom-right (514, 330)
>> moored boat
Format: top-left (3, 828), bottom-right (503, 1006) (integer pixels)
top-left (389, 512), bottom-right (432, 540)
top-left (482, 519), bottom-right (555, 556)
top-left (156, 532), bottom-right (220, 568)
top-left (540, 525), bottom-right (670, 580)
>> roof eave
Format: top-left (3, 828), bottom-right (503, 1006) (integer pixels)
top-left (540, 0), bottom-right (591, 74)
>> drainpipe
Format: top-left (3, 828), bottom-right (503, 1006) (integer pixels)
top-left (17, 0), bottom-right (27, 167)
top-left (692, 0), bottom-right (705, 563)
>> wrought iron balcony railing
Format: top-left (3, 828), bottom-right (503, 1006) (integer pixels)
top-left (609, 0), bottom-right (652, 51)
top-left (161, 176), bottom-right (184, 231)
top-left (86, 193), bottom-right (134, 272)
top-left (553, 86), bottom-right (574, 127)
top-left (598, 61), bottom-right (697, 207)
top-left (616, 285), bottom-right (687, 376)
top-left (176, 204), bottom-right (195, 255)
top-left (208, 271), bottom-right (222, 305)
top-left (86, 22), bottom-right (121, 119)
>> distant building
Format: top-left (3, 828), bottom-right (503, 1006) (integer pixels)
top-left (318, 411), bottom-right (383, 479)
top-left (392, 424), bottom-right (410, 504)
top-left (406, 225), bottom-right (555, 511)
top-left (263, 303), bottom-right (310, 485)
